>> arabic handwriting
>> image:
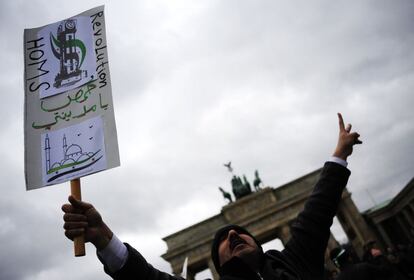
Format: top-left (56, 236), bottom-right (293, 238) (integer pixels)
top-left (99, 93), bottom-right (109, 110)
top-left (32, 81), bottom-right (105, 130)
top-left (39, 81), bottom-right (97, 112)
top-left (72, 104), bottom-right (97, 119)
top-left (32, 110), bottom-right (72, 129)
top-left (40, 96), bottom-right (71, 112)
top-left (54, 111), bottom-right (72, 122)
top-left (32, 105), bottom-right (97, 130)
top-left (71, 82), bottom-right (96, 104)
top-left (32, 120), bottom-right (56, 130)
top-left (82, 83), bottom-right (96, 101)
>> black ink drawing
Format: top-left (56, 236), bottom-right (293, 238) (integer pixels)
top-left (44, 131), bottom-right (103, 183)
top-left (50, 19), bottom-right (91, 89)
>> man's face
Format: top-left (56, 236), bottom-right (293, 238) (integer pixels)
top-left (371, 248), bottom-right (382, 257)
top-left (218, 229), bottom-right (260, 266)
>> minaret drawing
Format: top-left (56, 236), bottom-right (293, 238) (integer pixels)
top-left (63, 134), bottom-right (67, 160)
top-left (45, 134), bottom-right (51, 172)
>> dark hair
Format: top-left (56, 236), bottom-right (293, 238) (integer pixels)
top-left (210, 225), bottom-right (261, 274)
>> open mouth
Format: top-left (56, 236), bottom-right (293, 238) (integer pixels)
top-left (229, 236), bottom-right (247, 251)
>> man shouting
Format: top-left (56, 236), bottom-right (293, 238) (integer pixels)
top-left (63, 113), bottom-right (362, 280)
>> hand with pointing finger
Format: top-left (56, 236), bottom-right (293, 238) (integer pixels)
top-left (62, 196), bottom-right (113, 250)
top-left (333, 113), bottom-right (362, 161)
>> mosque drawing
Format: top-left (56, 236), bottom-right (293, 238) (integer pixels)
top-left (44, 133), bottom-right (103, 183)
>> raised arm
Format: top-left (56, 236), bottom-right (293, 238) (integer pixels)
top-left (281, 113), bottom-right (362, 279)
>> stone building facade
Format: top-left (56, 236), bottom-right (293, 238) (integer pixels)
top-left (363, 177), bottom-right (414, 250)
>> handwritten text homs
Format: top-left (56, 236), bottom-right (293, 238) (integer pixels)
top-left (25, 37), bottom-right (50, 93)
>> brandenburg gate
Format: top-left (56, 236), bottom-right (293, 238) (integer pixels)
top-left (162, 167), bottom-right (376, 280)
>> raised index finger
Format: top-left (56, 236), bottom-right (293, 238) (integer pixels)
top-left (337, 113), bottom-right (345, 132)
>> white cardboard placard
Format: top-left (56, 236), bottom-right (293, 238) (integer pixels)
top-left (24, 6), bottom-right (120, 190)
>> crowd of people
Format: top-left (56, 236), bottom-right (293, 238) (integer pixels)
top-left (326, 239), bottom-right (414, 280)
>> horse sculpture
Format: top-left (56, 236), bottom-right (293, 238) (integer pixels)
top-left (219, 187), bottom-right (233, 203)
top-left (253, 170), bottom-right (262, 191)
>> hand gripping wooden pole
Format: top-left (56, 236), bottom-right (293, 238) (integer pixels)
top-left (70, 178), bottom-right (86, 257)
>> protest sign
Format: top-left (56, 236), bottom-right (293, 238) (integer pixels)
top-left (24, 6), bottom-right (120, 190)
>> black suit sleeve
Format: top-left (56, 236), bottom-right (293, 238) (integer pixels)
top-left (282, 162), bottom-right (351, 279)
top-left (103, 243), bottom-right (184, 280)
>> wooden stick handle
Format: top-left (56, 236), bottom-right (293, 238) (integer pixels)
top-left (71, 178), bottom-right (86, 257)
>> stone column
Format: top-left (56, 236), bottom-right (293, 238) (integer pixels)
top-left (403, 208), bottom-right (414, 226)
top-left (208, 259), bottom-right (220, 280)
top-left (278, 224), bottom-right (291, 245)
top-left (396, 214), bottom-right (411, 240)
top-left (410, 203), bottom-right (414, 214)
top-left (376, 223), bottom-right (393, 248)
top-left (336, 189), bottom-right (376, 256)
top-left (172, 265), bottom-right (181, 277)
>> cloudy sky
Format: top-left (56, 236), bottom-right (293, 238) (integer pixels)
top-left (1, 0), bottom-right (414, 279)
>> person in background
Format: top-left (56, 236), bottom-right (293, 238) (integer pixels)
top-left (330, 245), bottom-right (397, 280)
